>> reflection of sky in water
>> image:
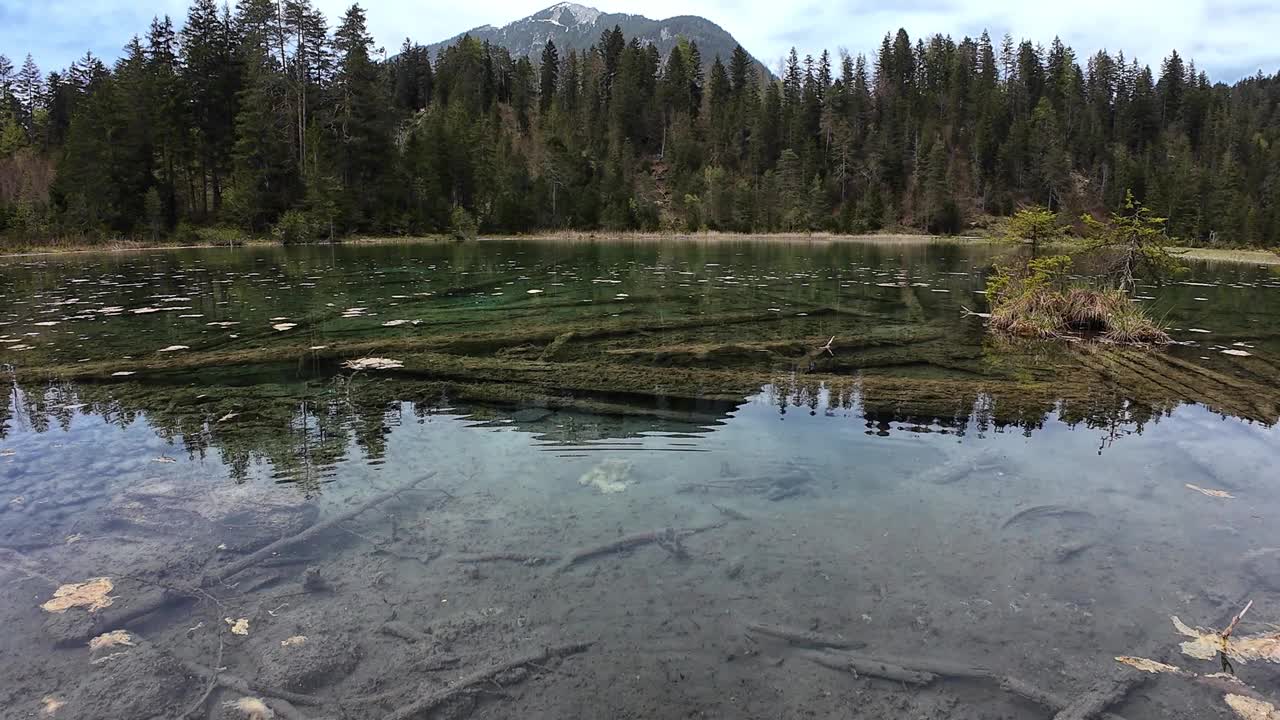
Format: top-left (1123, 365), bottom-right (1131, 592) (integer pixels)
top-left (3, 242), bottom-right (1280, 719)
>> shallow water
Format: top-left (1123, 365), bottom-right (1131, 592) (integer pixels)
top-left (1, 239), bottom-right (1278, 719)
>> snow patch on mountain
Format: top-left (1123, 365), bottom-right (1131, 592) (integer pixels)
top-left (548, 3), bottom-right (603, 26)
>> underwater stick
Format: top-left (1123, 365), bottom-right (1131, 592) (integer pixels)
top-left (744, 622), bottom-right (867, 650)
top-left (801, 649), bottom-right (936, 685)
top-left (379, 642), bottom-right (593, 720)
top-left (50, 474), bottom-right (439, 646)
top-left (786, 641), bottom-right (1132, 720)
top-left (455, 552), bottom-right (560, 565)
top-left (558, 522), bottom-right (726, 571)
top-left (179, 634), bottom-right (223, 719)
top-left (210, 472), bottom-right (437, 584)
top-left (1052, 670), bottom-right (1145, 720)
top-left (128, 634), bottom-right (328, 709)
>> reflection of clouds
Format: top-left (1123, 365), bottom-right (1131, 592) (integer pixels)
top-left (6, 0), bottom-right (1275, 83)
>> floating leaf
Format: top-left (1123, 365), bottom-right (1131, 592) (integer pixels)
top-left (271, 323), bottom-right (297, 332)
top-left (158, 345), bottom-right (189, 353)
top-left (1186, 483), bottom-right (1234, 499)
top-left (41, 578), bottom-right (115, 613)
top-left (1115, 656), bottom-right (1182, 674)
top-left (225, 617), bottom-right (250, 635)
top-left (88, 630), bottom-right (135, 651)
top-left (1222, 349), bottom-right (1254, 357)
top-left (342, 357), bottom-right (403, 371)
top-left (280, 635), bottom-right (307, 647)
top-left (1225, 694), bottom-right (1280, 720)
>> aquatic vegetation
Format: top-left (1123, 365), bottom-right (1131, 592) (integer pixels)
top-left (985, 258), bottom-right (1170, 344)
top-left (40, 578), bottom-right (115, 613)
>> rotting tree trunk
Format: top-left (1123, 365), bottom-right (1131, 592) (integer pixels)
top-left (46, 473), bottom-right (435, 646)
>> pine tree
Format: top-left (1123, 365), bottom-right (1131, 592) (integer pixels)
top-left (332, 3), bottom-right (395, 230)
top-left (15, 55), bottom-right (43, 136)
top-left (539, 40), bottom-right (559, 113)
top-left (228, 16), bottom-right (299, 232)
top-left (182, 0), bottom-right (238, 216)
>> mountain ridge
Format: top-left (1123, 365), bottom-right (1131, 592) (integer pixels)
top-left (425, 3), bottom-right (772, 79)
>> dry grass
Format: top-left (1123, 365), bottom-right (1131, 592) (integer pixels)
top-left (989, 285), bottom-right (1169, 345)
top-left (1172, 247), bottom-right (1280, 266)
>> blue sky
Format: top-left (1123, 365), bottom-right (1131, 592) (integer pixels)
top-left (2, 0), bottom-right (1277, 83)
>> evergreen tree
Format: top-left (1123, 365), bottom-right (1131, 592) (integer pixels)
top-left (539, 40), bottom-right (559, 113)
top-left (332, 3), bottom-right (394, 230)
top-left (3, 8), bottom-right (1280, 248)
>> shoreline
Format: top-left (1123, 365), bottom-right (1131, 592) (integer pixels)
top-left (0, 232), bottom-right (1001, 259)
top-left (1, 232), bottom-right (1276, 265)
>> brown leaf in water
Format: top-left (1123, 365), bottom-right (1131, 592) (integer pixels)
top-left (88, 630), bottom-right (135, 651)
top-left (41, 578), bottom-right (115, 613)
top-left (1225, 695), bottom-right (1280, 720)
top-left (1186, 483), bottom-right (1235, 499)
top-left (224, 697), bottom-right (274, 719)
top-left (1231, 634), bottom-right (1280, 663)
top-left (280, 635), bottom-right (307, 647)
top-left (1171, 616), bottom-right (1280, 664)
top-left (1115, 656), bottom-right (1182, 674)
top-left (225, 617), bottom-right (250, 636)
top-left (40, 696), bottom-right (65, 716)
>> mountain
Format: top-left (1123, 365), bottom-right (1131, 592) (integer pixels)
top-left (425, 3), bottom-right (773, 79)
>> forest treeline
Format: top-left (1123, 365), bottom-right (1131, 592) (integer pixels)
top-left (1, 0), bottom-right (1278, 246)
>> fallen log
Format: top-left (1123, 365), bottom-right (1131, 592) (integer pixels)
top-left (787, 643), bottom-right (1132, 720)
top-left (47, 473), bottom-right (436, 646)
top-left (1053, 670), bottom-right (1145, 720)
top-left (455, 553), bottom-right (559, 566)
top-left (210, 472), bottom-right (436, 583)
top-left (379, 642), bottom-right (593, 720)
top-left (800, 649), bottom-right (936, 685)
top-left (745, 622), bottom-right (866, 650)
top-left (558, 522), bottom-right (725, 571)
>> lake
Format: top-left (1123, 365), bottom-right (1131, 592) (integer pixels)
top-left (1, 237), bottom-right (1278, 719)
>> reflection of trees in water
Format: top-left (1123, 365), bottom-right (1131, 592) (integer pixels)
top-left (2, 348), bottom-right (1272, 482)
top-left (765, 377), bottom-right (1182, 449)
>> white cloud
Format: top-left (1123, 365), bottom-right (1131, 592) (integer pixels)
top-left (2, 0), bottom-right (1276, 81)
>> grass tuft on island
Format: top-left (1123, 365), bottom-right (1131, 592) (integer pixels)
top-left (985, 256), bottom-right (1170, 345)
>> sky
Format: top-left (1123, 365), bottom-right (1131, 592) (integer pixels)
top-left (2, 0), bottom-right (1277, 83)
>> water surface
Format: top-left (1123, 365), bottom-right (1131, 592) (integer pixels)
top-left (1, 238), bottom-right (1278, 719)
